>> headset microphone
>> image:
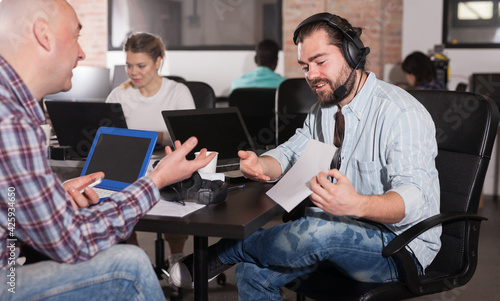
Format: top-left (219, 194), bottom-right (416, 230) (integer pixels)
top-left (333, 67), bottom-right (356, 100)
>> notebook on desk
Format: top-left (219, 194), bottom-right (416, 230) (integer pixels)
top-left (162, 107), bottom-right (256, 178)
top-left (79, 127), bottom-right (158, 201)
top-left (45, 101), bottom-right (128, 159)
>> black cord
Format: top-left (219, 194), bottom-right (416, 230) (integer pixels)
top-left (170, 186), bottom-right (185, 206)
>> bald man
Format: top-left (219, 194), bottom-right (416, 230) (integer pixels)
top-left (0, 1), bottom-right (215, 299)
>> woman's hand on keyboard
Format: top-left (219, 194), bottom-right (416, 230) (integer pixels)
top-left (63, 172), bottom-right (105, 209)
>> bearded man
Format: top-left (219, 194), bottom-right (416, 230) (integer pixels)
top-left (170, 12), bottom-right (441, 301)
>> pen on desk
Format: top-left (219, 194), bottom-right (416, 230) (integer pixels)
top-left (228, 184), bottom-right (246, 192)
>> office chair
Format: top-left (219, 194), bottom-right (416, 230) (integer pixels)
top-left (275, 78), bottom-right (318, 145)
top-left (164, 75), bottom-right (186, 83)
top-left (470, 73), bottom-right (500, 111)
top-left (286, 90), bottom-right (499, 301)
top-left (184, 81), bottom-right (216, 109)
top-left (229, 88), bottom-right (277, 150)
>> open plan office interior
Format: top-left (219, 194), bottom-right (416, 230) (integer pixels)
top-left (14, 0), bottom-right (500, 300)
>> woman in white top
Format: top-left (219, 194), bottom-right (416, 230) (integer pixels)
top-left (106, 32), bottom-right (195, 146)
top-left (106, 32), bottom-right (194, 271)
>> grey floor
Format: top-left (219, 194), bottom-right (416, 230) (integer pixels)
top-left (137, 196), bottom-right (500, 301)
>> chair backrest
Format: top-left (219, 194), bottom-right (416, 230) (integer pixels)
top-left (229, 88), bottom-right (277, 150)
top-left (183, 81), bottom-right (216, 109)
top-left (407, 90), bottom-right (499, 277)
top-left (275, 78), bottom-right (318, 144)
top-left (164, 75), bottom-right (186, 83)
top-left (470, 73), bottom-right (500, 110)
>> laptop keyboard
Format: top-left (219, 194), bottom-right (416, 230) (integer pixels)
top-left (216, 163), bottom-right (240, 172)
top-left (223, 169), bottom-right (244, 178)
top-left (92, 187), bottom-right (116, 199)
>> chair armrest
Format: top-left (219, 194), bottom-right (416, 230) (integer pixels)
top-left (382, 212), bottom-right (487, 258)
top-left (380, 211), bottom-right (487, 295)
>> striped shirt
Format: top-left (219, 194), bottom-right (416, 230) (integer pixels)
top-left (0, 55), bottom-right (161, 269)
top-left (264, 72), bottom-right (441, 270)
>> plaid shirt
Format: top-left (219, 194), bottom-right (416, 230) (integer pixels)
top-left (0, 55), bottom-right (160, 269)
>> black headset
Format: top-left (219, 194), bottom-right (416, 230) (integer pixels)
top-left (160, 172), bottom-right (228, 205)
top-left (293, 12), bottom-right (370, 70)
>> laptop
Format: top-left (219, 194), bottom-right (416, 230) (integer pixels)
top-left (80, 127), bottom-right (158, 200)
top-left (161, 107), bottom-right (256, 178)
top-left (45, 101), bottom-right (128, 159)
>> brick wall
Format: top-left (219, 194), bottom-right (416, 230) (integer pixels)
top-left (70, 0), bottom-right (402, 77)
top-left (284, 0), bottom-right (403, 78)
top-left (69, 0), bottom-right (107, 67)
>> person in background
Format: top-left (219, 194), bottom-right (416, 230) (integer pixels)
top-left (0, 0), bottom-right (215, 300)
top-left (230, 39), bottom-right (286, 91)
top-left (106, 32), bottom-right (195, 147)
top-left (105, 32), bottom-right (193, 275)
top-left (170, 12), bottom-right (441, 300)
top-left (402, 51), bottom-right (447, 90)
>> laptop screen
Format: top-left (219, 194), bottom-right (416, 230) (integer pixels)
top-left (80, 127), bottom-right (158, 191)
top-left (84, 134), bottom-right (151, 183)
top-left (162, 108), bottom-right (255, 165)
top-left (45, 101), bottom-right (128, 159)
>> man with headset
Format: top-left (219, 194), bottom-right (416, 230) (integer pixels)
top-left (170, 12), bottom-right (441, 300)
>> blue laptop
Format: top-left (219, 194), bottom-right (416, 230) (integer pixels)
top-left (80, 127), bottom-right (158, 200)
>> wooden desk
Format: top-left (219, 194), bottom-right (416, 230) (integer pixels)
top-left (135, 181), bottom-right (283, 301)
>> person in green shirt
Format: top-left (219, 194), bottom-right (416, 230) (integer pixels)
top-left (230, 39), bottom-right (286, 91)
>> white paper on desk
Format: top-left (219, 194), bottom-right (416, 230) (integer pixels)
top-left (147, 199), bottom-right (205, 217)
top-left (266, 139), bottom-right (337, 212)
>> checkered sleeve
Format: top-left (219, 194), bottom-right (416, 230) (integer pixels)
top-left (0, 113), bottom-right (160, 265)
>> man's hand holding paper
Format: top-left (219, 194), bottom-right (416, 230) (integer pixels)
top-left (265, 139), bottom-right (337, 212)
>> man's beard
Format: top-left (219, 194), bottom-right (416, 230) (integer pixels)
top-left (309, 65), bottom-right (356, 107)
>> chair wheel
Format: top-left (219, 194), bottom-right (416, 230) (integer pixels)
top-left (216, 273), bottom-right (226, 285)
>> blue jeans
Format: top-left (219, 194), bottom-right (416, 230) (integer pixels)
top-left (217, 213), bottom-right (409, 300)
top-left (0, 244), bottom-right (165, 301)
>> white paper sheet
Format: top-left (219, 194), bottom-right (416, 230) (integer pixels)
top-left (147, 199), bottom-right (205, 217)
top-left (266, 139), bottom-right (337, 212)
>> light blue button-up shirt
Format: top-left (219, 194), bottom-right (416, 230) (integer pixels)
top-left (264, 72), bottom-right (441, 270)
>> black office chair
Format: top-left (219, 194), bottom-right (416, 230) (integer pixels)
top-left (275, 78), bottom-right (318, 145)
top-left (470, 73), bottom-right (500, 111)
top-left (184, 81), bottom-right (216, 109)
top-left (286, 90), bottom-right (499, 301)
top-left (164, 75), bottom-right (186, 83)
top-left (229, 88), bottom-right (277, 150)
